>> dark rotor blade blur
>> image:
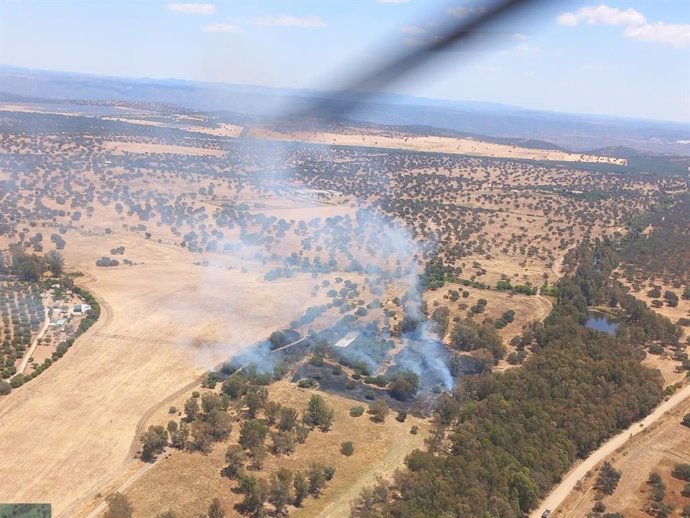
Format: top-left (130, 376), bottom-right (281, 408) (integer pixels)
top-left (302, 0), bottom-right (543, 120)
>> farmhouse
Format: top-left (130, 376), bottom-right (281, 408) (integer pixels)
top-left (73, 303), bottom-right (91, 315)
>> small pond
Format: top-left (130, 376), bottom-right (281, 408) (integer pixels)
top-left (585, 310), bottom-right (620, 335)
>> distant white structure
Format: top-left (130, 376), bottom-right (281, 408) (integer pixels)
top-left (334, 332), bottom-right (358, 348)
top-left (73, 303), bottom-right (91, 315)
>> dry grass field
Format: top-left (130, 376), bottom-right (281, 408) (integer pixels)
top-left (1, 104), bottom-right (686, 517)
top-left (557, 395), bottom-right (690, 517)
top-left (0, 232), bottom-right (331, 517)
top-left (247, 127), bottom-right (627, 165)
top-left (116, 379), bottom-right (428, 518)
top-left (423, 282), bottom-right (553, 351)
top-left (102, 140), bottom-right (227, 156)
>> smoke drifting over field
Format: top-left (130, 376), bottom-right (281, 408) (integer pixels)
top-left (177, 138), bottom-right (456, 393)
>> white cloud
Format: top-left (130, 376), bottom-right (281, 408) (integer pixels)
top-left (624, 22), bottom-right (690, 49)
top-left (557, 4), bottom-right (690, 49)
top-left (556, 13), bottom-right (578, 26)
top-left (579, 5), bottom-right (644, 26)
top-left (203, 23), bottom-right (243, 33)
top-left (401, 26), bottom-right (425, 35)
top-left (254, 16), bottom-right (326, 29)
top-left (447, 6), bottom-right (485, 18)
top-left (167, 3), bottom-right (216, 15)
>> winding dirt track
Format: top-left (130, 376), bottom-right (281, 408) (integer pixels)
top-left (17, 306), bottom-right (50, 374)
top-left (530, 383), bottom-right (690, 518)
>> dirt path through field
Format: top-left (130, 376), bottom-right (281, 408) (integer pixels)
top-left (316, 417), bottom-right (427, 518)
top-left (530, 383), bottom-right (690, 518)
top-left (17, 306), bottom-right (50, 374)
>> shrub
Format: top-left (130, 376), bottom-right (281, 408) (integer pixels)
top-left (95, 257), bottom-right (119, 267)
top-left (389, 371), bottom-right (419, 401)
top-left (297, 378), bottom-right (315, 389)
top-left (672, 463), bottom-right (690, 482)
top-left (340, 441), bottom-right (355, 456)
top-left (369, 399), bottom-right (389, 423)
top-left (105, 492), bottom-right (133, 518)
top-left (681, 482), bottom-right (690, 498)
top-left (350, 406), bottom-right (364, 417)
top-left (324, 465), bottom-right (336, 481)
top-left (593, 501), bottom-right (606, 512)
top-left (595, 462), bottom-right (621, 495)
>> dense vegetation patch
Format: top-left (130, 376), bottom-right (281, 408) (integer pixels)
top-left (352, 241), bottom-right (677, 517)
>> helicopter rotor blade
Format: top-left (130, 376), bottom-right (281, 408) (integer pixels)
top-left (300, 0), bottom-right (544, 120)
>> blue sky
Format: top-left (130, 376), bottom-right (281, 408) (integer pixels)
top-left (1, 1), bottom-right (689, 122)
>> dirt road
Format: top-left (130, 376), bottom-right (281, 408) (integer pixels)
top-left (316, 416), bottom-right (428, 518)
top-left (530, 383), bottom-right (690, 518)
top-left (17, 306), bottom-right (50, 374)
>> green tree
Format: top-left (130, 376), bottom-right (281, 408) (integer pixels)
top-left (244, 387), bottom-right (268, 418)
top-left (140, 425), bottom-right (168, 462)
top-left (510, 470), bottom-right (538, 512)
top-left (595, 462), bottom-right (622, 495)
top-left (239, 476), bottom-right (268, 515)
top-left (239, 419), bottom-right (268, 451)
top-left (223, 445), bottom-right (246, 479)
top-left (268, 467), bottom-right (294, 515)
top-left (431, 306), bottom-right (450, 337)
top-left (388, 371), bottom-right (419, 401)
top-left (45, 250), bottom-right (64, 277)
top-left (270, 430), bottom-right (296, 456)
top-left (304, 395), bottom-right (334, 431)
top-left (249, 444), bottom-right (268, 470)
top-left (170, 422), bottom-right (188, 449)
top-left (278, 406), bottom-right (299, 431)
top-left (293, 471), bottom-right (309, 507)
top-left (206, 408), bottom-right (233, 441)
top-left (672, 463), bottom-right (690, 481)
top-left (308, 464), bottom-right (327, 496)
top-left (201, 392), bottom-right (222, 414)
top-left (187, 421), bottom-right (213, 453)
top-left (184, 396), bottom-right (199, 422)
top-left (221, 376), bottom-right (246, 400)
top-left (10, 247), bottom-right (46, 282)
top-left (105, 493), bottom-right (133, 518)
top-left (264, 401), bottom-right (282, 425)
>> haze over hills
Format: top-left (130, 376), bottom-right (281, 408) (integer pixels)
top-left (1, 65), bottom-right (689, 155)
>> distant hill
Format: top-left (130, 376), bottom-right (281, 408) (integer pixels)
top-left (588, 146), bottom-right (690, 176)
top-left (0, 65), bottom-right (689, 156)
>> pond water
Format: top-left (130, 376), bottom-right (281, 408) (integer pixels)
top-left (585, 310), bottom-right (620, 335)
